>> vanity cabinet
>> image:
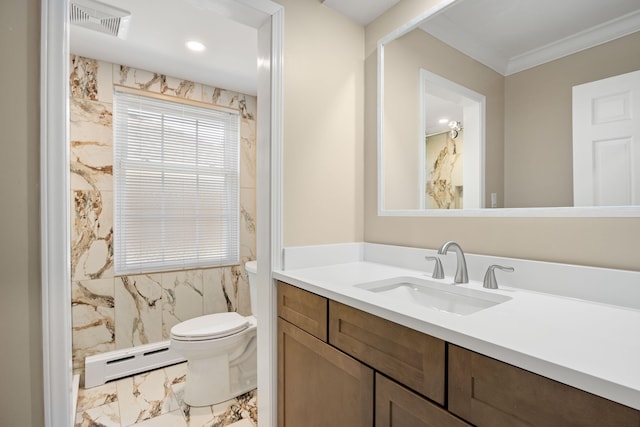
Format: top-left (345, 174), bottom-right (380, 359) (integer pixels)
top-left (278, 281), bottom-right (640, 426)
top-left (277, 282), bottom-right (373, 427)
top-left (448, 345), bottom-right (640, 426)
top-left (278, 281), bottom-right (464, 427)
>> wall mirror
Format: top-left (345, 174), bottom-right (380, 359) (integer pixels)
top-left (378, 0), bottom-right (640, 217)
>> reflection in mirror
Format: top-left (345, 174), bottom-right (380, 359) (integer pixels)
top-left (379, 0), bottom-right (640, 213)
top-left (572, 70), bottom-right (640, 206)
top-left (420, 69), bottom-right (484, 210)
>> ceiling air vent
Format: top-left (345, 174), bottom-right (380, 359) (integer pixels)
top-left (70, 0), bottom-right (131, 39)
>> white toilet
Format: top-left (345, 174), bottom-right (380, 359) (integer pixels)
top-left (170, 261), bottom-right (258, 407)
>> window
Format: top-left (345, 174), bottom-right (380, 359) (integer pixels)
top-left (113, 88), bottom-right (240, 274)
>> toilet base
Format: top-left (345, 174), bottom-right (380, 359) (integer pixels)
top-left (179, 334), bottom-right (258, 407)
top-left (183, 354), bottom-right (229, 407)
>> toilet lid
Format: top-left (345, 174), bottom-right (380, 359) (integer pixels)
top-left (171, 312), bottom-right (250, 341)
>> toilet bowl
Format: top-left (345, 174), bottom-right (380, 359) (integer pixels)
top-left (170, 261), bottom-right (259, 407)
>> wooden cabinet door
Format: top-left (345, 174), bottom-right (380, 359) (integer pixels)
top-left (329, 300), bottom-right (446, 404)
top-left (448, 345), bottom-right (640, 426)
top-left (278, 318), bottom-right (374, 427)
top-left (376, 374), bottom-right (470, 427)
top-left (278, 281), bottom-right (327, 340)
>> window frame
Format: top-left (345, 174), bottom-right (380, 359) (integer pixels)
top-left (112, 86), bottom-right (241, 275)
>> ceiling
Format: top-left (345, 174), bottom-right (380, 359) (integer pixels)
top-left (325, 0), bottom-right (640, 76)
top-left (420, 0), bottom-right (640, 76)
top-left (71, 0), bottom-right (640, 98)
top-left (70, 0), bottom-right (397, 97)
top-left (424, 94), bottom-right (462, 136)
top-left (70, 0), bottom-right (261, 95)
top-left (321, 0), bottom-right (400, 25)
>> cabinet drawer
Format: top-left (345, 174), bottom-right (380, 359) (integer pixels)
top-left (329, 301), bottom-right (446, 404)
top-left (376, 373), bottom-right (470, 427)
top-left (448, 345), bottom-right (640, 426)
top-left (277, 281), bottom-right (327, 341)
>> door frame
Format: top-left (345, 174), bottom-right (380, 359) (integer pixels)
top-left (419, 68), bottom-right (486, 210)
top-left (39, 1), bottom-right (284, 425)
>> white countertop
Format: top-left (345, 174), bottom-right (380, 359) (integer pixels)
top-left (273, 259), bottom-right (640, 410)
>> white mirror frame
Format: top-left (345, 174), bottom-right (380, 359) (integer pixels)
top-left (40, 1), bottom-right (284, 426)
top-left (376, 0), bottom-right (640, 218)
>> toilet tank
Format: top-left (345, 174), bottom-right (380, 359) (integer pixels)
top-left (245, 260), bottom-right (257, 317)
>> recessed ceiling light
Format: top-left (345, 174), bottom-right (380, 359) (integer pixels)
top-left (438, 118), bottom-right (449, 124)
top-left (186, 40), bottom-right (206, 52)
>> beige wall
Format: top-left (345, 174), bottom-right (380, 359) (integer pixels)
top-left (504, 31), bottom-right (640, 207)
top-left (383, 32), bottom-right (423, 209)
top-left (0, 0), bottom-right (44, 426)
top-left (278, 0), bottom-right (365, 246)
top-left (425, 131), bottom-right (464, 209)
top-left (365, 0), bottom-right (640, 272)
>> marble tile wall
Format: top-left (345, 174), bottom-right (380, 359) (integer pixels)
top-left (425, 131), bottom-right (464, 209)
top-left (70, 55), bottom-right (258, 376)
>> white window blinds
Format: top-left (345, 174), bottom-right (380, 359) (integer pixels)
top-left (113, 89), bottom-right (240, 275)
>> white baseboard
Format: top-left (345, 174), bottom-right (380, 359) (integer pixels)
top-left (84, 341), bottom-right (185, 388)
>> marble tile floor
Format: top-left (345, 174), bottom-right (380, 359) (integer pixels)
top-left (75, 362), bottom-right (257, 427)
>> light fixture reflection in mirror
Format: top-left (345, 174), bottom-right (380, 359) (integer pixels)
top-left (377, 0), bottom-right (640, 217)
top-left (448, 120), bottom-right (461, 139)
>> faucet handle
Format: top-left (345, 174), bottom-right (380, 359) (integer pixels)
top-left (483, 264), bottom-right (514, 289)
top-left (425, 256), bottom-right (444, 279)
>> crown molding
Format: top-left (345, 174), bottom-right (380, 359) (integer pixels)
top-left (506, 9), bottom-right (640, 75)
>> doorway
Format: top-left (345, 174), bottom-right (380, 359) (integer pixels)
top-left (40, 1), bottom-right (283, 426)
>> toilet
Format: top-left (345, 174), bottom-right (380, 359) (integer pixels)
top-left (170, 261), bottom-right (258, 407)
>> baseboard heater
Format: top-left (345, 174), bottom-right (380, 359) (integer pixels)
top-left (84, 340), bottom-right (185, 388)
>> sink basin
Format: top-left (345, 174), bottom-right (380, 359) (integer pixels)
top-left (355, 276), bottom-right (511, 316)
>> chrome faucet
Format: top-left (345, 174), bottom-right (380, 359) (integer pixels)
top-left (437, 241), bottom-right (468, 283)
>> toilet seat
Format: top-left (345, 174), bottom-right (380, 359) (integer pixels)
top-left (171, 312), bottom-right (250, 341)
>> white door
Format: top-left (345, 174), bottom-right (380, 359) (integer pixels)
top-left (572, 70), bottom-right (640, 206)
